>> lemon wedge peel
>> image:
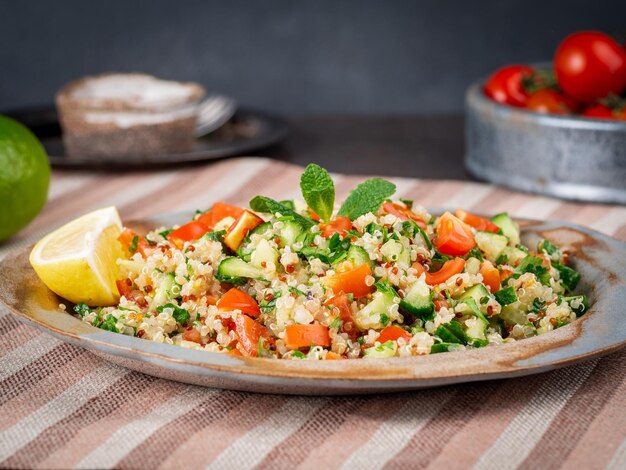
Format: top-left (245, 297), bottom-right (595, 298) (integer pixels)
top-left (29, 206), bottom-right (125, 307)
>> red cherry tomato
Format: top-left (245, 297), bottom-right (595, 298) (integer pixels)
top-left (484, 65), bottom-right (535, 107)
top-left (455, 209), bottom-right (500, 233)
top-left (582, 104), bottom-right (616, 119)
top-left (319, 216), bottom-right (353, 238)
top-left (382, 202), bottom-right (427, 229)
top-left (555, 31), bottom-right (626, 103)
top-left (526, 90), bottom-right (578, 115)
top-left (217, 288), bottom-right (261, 317)
top-left (434, 212), bottom-right (476, 257)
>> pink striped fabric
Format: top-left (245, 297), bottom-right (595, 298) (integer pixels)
top-left (0, 157), bottom-right (624, 469)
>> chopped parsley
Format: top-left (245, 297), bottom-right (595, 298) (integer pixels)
top-left (73, 303), bottom-right (91, 317)
top-left (156, 303), bottom-right (190, 325)
top-left (129, 235), bottom-right (139, 254)
top-left (379, 313), bottom-right (390, 326)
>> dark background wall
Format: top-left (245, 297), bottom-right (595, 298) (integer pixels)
top-left (1, 0), bottom-right (625, 115)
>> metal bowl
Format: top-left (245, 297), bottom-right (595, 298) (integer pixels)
top-left (465, 82), bottom-right (626, 205)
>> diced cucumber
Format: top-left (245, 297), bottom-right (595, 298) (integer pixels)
top-left (501, 246), bottom-right (527, 265)
top-left (380, 239), bottom-right (410, 265)
top-left (250, 238), bottom-right (279, 269)
top-left (278, 219), bottom-right (305, 247)
top-left (430, 342), bottom-right (462, 354)
top-left (152, 272), bottom-right (176, 305)
top-left (354, 282), bottom-right (399, 330)
top-left (363, 340), bottom-right (398, 358)
top-left (459, 284), bottom-right (490, 306)
top-left (475, 231), bottom-right (509, 262)
top-left (400, 276), bottom-right (434, 320)
top-left (491, 213), bottom-right (520, 246)
top-left (249, 221), bottom-right (272, 237)
top-left (216, 257), bottom-right (265, 284)
top-left (499, 302), bottom-right (528, 326)
top-left (465, 317), bottom-right (487, 343)
top-left (346, 245), bottom-right (374, 268)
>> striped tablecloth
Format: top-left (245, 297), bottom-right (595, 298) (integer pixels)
top-left (1, 157), bottom-right (625, 469)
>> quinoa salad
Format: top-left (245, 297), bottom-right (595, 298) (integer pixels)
top-left (73, 165), bottom-right (589, 360)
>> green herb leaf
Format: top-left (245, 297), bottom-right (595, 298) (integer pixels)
top-left (494, 286), bottom-right (517, 306)
top-left (300, 164), bottom-right (335, 222)
top-left (73, 303), bottom-right (91, 317)
top-left (156, 303), bottom-right (190, 325)
top-left (101, 314), bottom-right (118, 333)
top-left (159, 229), bottom-right (173, 238)
top-left (329, 317), bottom-right (343, 329)
top-left (249, 196), bottom-right (315, 227)
top-left (553, 263), bottom-right (580, 292)
top-left (337, 178), bottom-right (396, 220)
top-left (129, 235), bottom-right (139, 254)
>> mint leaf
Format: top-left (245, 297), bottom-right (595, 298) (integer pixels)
top-left (337, 178), bottom-right (396, 220)
top-left (249, 196), bottom-right (315, 227)
top-left (300, 164), bottom-right (335, 221)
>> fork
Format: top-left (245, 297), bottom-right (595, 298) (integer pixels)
top-left (195, 95), bottom-right (237, 137)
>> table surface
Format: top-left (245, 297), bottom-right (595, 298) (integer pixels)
top-left (0, 120), bottom-right (625, 469)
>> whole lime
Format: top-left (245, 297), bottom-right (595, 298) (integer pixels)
top-left (0, 115), bottom-right (50, 242)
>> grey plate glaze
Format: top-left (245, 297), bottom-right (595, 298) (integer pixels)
top-left (1, 214), bottom-right (625, 395)
top-left (465, 73), bottom-right (626, 205)
top-left (2, 106), bottom-right (288, 169)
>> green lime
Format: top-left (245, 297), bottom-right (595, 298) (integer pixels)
top-left (0, 115), bottom-right (50, 242)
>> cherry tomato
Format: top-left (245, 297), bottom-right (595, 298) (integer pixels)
top-left (223, 210), bottom-right (264, 251)
top-left (582, 104), bottom-right (615, 119)
top-left (167, 221), bottom-right (210, 247)
top-left (319, 216), bottom-right (352, 238)
top-left (382, 202), bottom-right (427, 229)
top-left (526, 90), bottom-right (578, 115)
top-left (434, 212), bottom-right (476, 257)
top-left (455, 209), bottom-right (500, 233)
top-left (484, 65), bottom-right (535, 107)
top-left (217, 288), bottom-right (261, 317)
top-left (555, 31), bottom-right (626, 103)
top-left (378, 325), bottom-right (412, 344)
top-left (412, 258), bottom-right (466, 285)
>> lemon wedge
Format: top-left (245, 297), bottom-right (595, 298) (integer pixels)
top-left (29, 206), bottom-right (125, 306)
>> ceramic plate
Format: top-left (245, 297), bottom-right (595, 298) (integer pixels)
top-left (1, 213), bottom-right (625, 395)
top-left (2, 106), bottom-right (288, 168)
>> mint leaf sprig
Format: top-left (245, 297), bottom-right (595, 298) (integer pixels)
top-left (300, 164), bottom-right (335, 222)
top-left (249, 196), bottom-right (316, 227)
top-left (338, 178), bottom-right (396, 220)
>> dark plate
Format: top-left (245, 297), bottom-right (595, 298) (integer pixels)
top-left (2, 105), bottom-right (288, 168)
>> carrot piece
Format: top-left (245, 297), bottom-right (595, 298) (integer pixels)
top-left (284, 324), bottom-right (331, 349)
top-left (324, 263), bottom-right (374, 298)
top-left (325, 351), bottom-right (345, 360)
top-left (455, 209), bottom-right (500, 233)
top-left (234, 315), bottom-right (270, 357)
top-left (117, 228), bottom-right (151, 256)
top-left (412, 258), bottom-right (465, 285)
top-left (480, 260), bottom-right (501, 293)
top-left (378, 325), bottom-right (412, 343)
top-left (217, 288), bottom-right (261, 317)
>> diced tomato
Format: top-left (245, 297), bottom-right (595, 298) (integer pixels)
top-left (413, 258), bottom-right (466, 285)
top-left (324, 263), bottom-right (374, 298)
top-left (378, 325), bottom-right (412, 344)
top-left (228, 348), bottom-right (243, 356)
top-left (434, 299), bottom-right (449, 312)
top-left (480, 260), bottom-right (501, 293)
top-left (234, 315), bottom-right (270, 357)
top-left (217, 288), bottom-right (261, 317)
top-left (455, 209), bottom-right (500, 233)
top-left (195, 210), bottom-right (214, 229)
top-left (284, 324), bottom-right (331, 349)
top-left (210, 202), bottom-right (245, 226)
top-left (117, 228), bottom-right (151, 256)
top-left (223, 210), bottom-right (264, 251)
top-left (116, 278), bottom-right (133, 297)
top-left (319, 216), bottom-right (353, 238)
top-left (382, 202), bottom-right (427, 229)
top-left (308, 208), bottom-right (321, 221)
top-left (183, 327), bottom-right (202, 344)
top-left (325, 351), bottom-right (345, 360)
top-left (167, 221), bottom-right (210, 247)
top-left (434, 212), bottom-right (476, 256)
top-left (324, 293), bottom-right (357, 340)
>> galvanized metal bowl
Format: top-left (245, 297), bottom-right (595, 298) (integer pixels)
top-left (465, 81), bottom-right (626, 205)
